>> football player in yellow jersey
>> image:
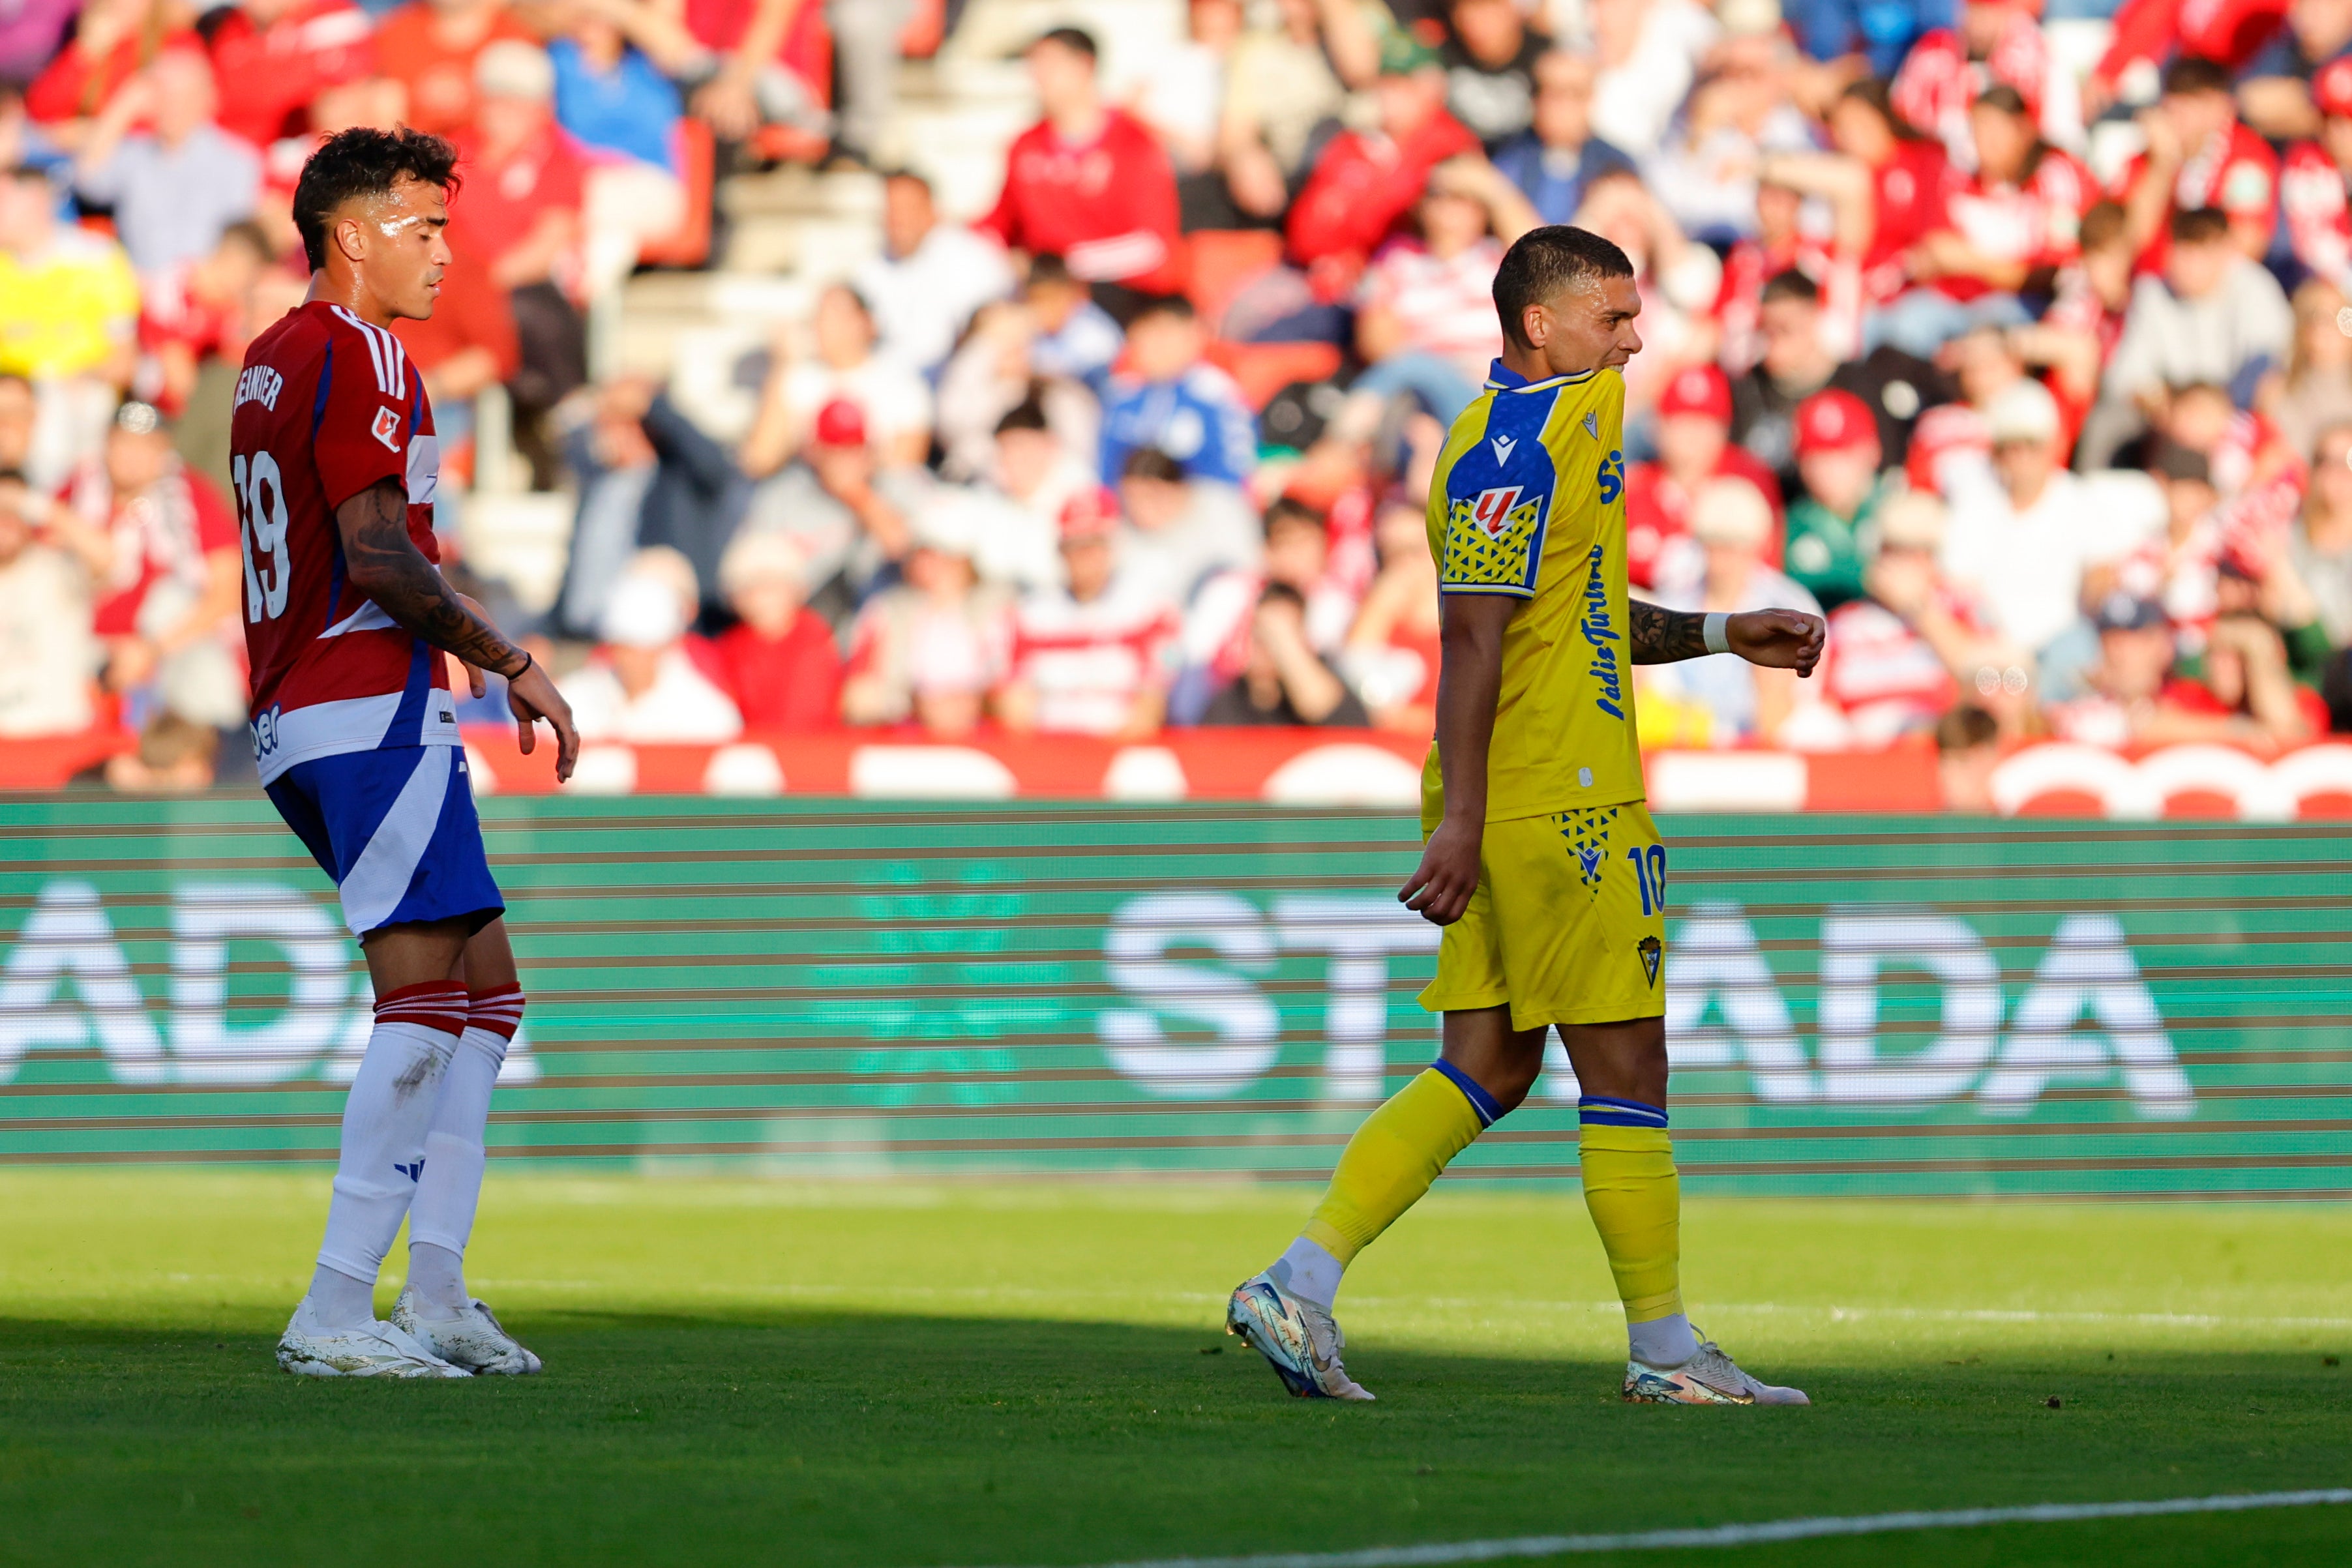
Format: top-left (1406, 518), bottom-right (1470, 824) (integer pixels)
top-left (1228, 227), bottom-right (1825, 1406)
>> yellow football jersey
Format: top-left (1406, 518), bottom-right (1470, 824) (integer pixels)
top-left (1421, 362), bottom-right (1642, 824)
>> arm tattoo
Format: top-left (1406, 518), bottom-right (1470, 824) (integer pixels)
top-left (338, 480), bottom-right (528, 677)
top-left (1629, 599), bottom-right (1711, 665)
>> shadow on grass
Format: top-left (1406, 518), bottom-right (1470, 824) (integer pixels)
top-left (0, 1307), bottom-right (2345, 1568)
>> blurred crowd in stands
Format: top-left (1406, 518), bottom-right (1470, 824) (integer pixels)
top-left (16, 0), bottom-right (2352, 799)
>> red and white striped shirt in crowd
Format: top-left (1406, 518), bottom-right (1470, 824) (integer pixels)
top-left (230, 301), bottom-right (455, 786)
top-left (1935, 148), bottom-right (2096, 301)
top-left (1005, 573), bottom-right (1180, 735)
top-left (2281, 139), bottom-right (2352, 290)
top-left (1904, 398), bottom-right (1992, 496)
top-left (2042, 263), bottom-right (2127, 362)
top-left (1821, 591), bottom-right (1985, 746)
top-left (1714, 237), bottom-right (1863, 373)
top-left (2111, 121), bottom-right (2278, 271)
top-left (2115, 514), bottom-right (2224, 640)
top-left (1356, 236), bottom-right (1508, 388)
top-left (64, 451), bottom-right (239, 640)
top-left (1892, 16), bottom-right (2075, 171)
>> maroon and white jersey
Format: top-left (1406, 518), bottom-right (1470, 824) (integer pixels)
top-left (230, 300), bottom-right (454, 785)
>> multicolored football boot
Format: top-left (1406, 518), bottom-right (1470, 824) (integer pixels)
top-left (1622, 1329), bottom-right (1809, 1405)
top-left (1225, 1274), bottom-right (1375, 1400)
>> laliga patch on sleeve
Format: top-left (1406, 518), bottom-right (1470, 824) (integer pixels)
top-left (372, 404), bottom-right (403, 452)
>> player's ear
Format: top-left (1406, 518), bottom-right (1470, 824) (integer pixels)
top-left (333, 213), bottom-right (367, 266)
top-left (1521, 303), bottom-right (1549, 349)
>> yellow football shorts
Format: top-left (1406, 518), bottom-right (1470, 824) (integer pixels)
top-left (1418, 801), bottom-right (1669, 1031)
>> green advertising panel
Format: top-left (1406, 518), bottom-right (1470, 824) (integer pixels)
top-left (1, 799), bottom-right (2347, 1196)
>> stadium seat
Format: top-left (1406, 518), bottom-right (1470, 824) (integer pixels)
top-left (637, 119), bottom-right (716, 271)
top-left (1204, 340), bottom-right (1343, 411)
top-left (1185, 229), bottom-right (1283, 333)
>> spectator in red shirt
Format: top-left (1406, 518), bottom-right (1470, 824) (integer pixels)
top-left (1890, 0), bottom-right (2081, 171)
top-left (1284, 29), bottom-right (1479, 295)
top-left (1820, 490), bottom-right (2017, 745)
top-left (140, 219), bottom-right (271, 418)
top-left (715, 529), bottom-right (842, 731)
top-left (1913, 86), bottom-right (2095, 304)
top-left (203, 0), bottom-right (377, 149)
top-left (2092, 0), bottom-right (2290, 117)
top-left (1625, 362), bottom-right (1783, 590)
top-left (1834, 79), bottom-right (1965, 312)
top-left (373, 0), bottom-right (539, 138)
top-left (977, 25), bottom-right (1184, 316)
top-left (451, 40), bottom-right (590, 458)
top-left (24, 0), bottom-right (200, 141)
top-left (2280, 55), bottom-right (2352, 293)
top-left (2116, 55), bottom-right (2280, 271)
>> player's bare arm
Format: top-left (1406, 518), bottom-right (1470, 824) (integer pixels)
top-left (1398, 591), bottom-right (1515, 926)
top-left (1630, 600), bottom-right (1826, 677)
top-left (334, 480), bottom-right (581, 778)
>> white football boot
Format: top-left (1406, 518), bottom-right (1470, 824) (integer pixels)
top-left (277, 1299), bottom-right (470, 1378)
top-left (391, 1288), bottom-right (543, 1376)
top-left (1225, 1274), bottom-right (1375, 1400)
top-left (1622, 1328), bottom-right (1809, 1405)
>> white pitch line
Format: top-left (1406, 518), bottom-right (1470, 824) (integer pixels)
top-left (1005, 1490), bottom-right (2352, 1568)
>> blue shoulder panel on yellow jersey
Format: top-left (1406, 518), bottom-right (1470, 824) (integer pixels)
top-left (1437, 377), bottom-right (1579, 597)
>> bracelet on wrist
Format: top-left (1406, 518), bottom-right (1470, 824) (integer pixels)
top-left (504, 649), bottom-right (533, 682)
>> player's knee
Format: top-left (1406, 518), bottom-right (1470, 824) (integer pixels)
top-left (1485, 1058), bottom-right (1543, 1117)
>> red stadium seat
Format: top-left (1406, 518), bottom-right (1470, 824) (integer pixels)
top-left (1204, 339), bottom-right (1343, 411)
top-left (638, 119), bottom-right (715, 270)
top-left (1185, 229), bottom-right (1283, 332)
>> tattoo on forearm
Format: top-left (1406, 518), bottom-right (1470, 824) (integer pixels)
top-left (1629, 600), bottom-right (1710, 665)
top-left (341, 481), bottom-right (527, 677)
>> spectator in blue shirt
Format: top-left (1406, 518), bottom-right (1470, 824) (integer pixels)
top-left (546, 6), bottom-right (689, 294)
top-left (1489, 51), bottom-right (1637, 228)
top-left (1099, 297), bottom-right (1258, 487)
top-left (1785, 0), bottom-right (1955, 78)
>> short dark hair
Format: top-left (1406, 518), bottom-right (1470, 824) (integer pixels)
top-left (994, 396), bottom-right (1050, 437)
top-left (1121, 446), bottom-right (1185, 484)
top-left (217, 219), bottom-right (273, 260)
top-left (1760, 267), bottom-right (1820, 308)
top-left (1033, 25), bottom-right (1097, 61)
top-left (1263, 496), bottom-right (1324, 537)
top-left (2171, 205), bottom-right (2230, 246)
top-left (1974, 83), bottom-right (2029, 117)
top-left (1934, 703), bottom-right (2000, 755)
top-left (2079, 200), bottom-right (2128, 253)
top-left (1024, 253), bottom-right (1077, 291)
top-left (0, 467), bottom-right (27, 487)
top-left (292, 126), bottom-right (460, 273)
top-left (2162, 55), bottom-right (2233, 98)
top-left (1491, 225), bottom-right (1634, 351)
top-left (1257, 581), bottom-right (1307, 614)
top-left (1130, 293), bottom-right (1197, 325)
top-left (1836, 78), bottom-right (1918, 139)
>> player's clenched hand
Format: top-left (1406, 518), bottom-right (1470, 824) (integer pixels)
top-left (507, 658), bottom-right (581, 783)
top-left (1399, 817), bottom-right (1482, 926)
top-left (1728, 608), bottom-right (1826, 679)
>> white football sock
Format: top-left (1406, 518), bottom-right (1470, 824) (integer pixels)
top-left (303, 1262), bottom-right (377, 1329)
top-left (1628, 1312), bottom-right (1699, 1369)
top-left (311, 983), bottom-right (464, 1299)
top-left (1268, 1235), bottom-right (1345, 1309)
top-left (405, 1022), bottom-right (508, 1312)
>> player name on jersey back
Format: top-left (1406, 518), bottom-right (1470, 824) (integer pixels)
top-left (230, 301), bottom-right (456, 786)
top-left (1422, 363), bottom-right (1645, 823)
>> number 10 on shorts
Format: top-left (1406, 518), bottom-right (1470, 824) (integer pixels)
top-left (1625, 843), bottom-right (1667, 916)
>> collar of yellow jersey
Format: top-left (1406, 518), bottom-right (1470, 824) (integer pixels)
top-left (1484, 359), bottom-right (1600, 393)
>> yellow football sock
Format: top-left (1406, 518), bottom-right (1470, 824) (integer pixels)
top-left (1302, 1064), bottom-right (1496, 1264)
top-left (1578, 1121), bottom-right (1684, 1324)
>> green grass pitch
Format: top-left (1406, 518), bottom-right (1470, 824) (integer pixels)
top-left (0, 1173), bottom-right (2346, 1567)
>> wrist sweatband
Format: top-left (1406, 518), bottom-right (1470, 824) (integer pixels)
top-left (1702, 612), bottom-right (1731, 656)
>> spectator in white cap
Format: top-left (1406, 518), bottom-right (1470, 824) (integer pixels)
top-left (1943, 377), bottom-right (2165, 660)
top-left (560, 572), bottom-right (745, 743)
top-left (1641, 475), bottom-right (1826, 745)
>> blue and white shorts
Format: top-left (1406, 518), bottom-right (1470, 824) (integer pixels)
top-left (266, 743), bottom-right (503, 938)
